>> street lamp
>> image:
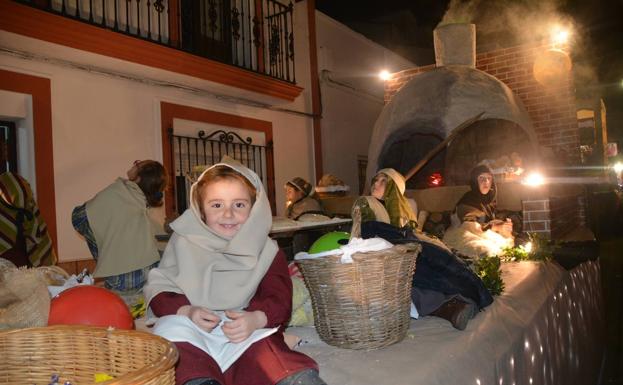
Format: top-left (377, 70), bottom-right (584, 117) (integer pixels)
top-left (378, 70), bottom-right (391, 81)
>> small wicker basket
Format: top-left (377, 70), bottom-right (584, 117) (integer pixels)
top-left (0, 325), bottom-right (178, 385)
top-left (296, 243), bottom-right (420, 350)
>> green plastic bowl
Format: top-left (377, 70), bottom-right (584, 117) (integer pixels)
top-left (308, 231), bottom-right (350, 254)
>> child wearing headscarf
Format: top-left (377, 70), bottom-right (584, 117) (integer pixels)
top-left (443, 164), bottom-right (514, 258)
top-left (145, 157), bottom-right (324, 385)
top-left (284, 177), bottom-right (327, 221)
top-left (351, 168), bottom-right (416, 238)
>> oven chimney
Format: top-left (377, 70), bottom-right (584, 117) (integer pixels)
top-left (433, 23), bottom-right (476, 68)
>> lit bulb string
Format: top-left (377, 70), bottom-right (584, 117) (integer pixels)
top-left (524, 176), bottom-right (610, 185)
top-left (319, 70), bottom-right (384, 104)
top-left (522, 166), bottom-right (613, 233)
top-left (522, 165), bottom-right (620, 183)
top-left (546, 166), bottom-right (619, 171)
top-left (0, 46), bottom-right (319, 119)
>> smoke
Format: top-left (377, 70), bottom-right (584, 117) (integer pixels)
top-left (438, 0), bottom-right (578, 49)
top-left (574, 60), bottom-right (600, 100)
top-left (438, 0), bottom-right (480, 26)
top-left (437, 0), bottom-right (601, 88)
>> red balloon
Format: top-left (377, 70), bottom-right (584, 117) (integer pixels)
top-left (48, 286), bottom-right (134, 329)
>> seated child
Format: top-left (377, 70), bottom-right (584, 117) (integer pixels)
top-left (284, 177), bottom-right (328, 221)
top-left (144, 157), bottom-right (325, 385)
top-left (443, 164), bottom-right (514, 258)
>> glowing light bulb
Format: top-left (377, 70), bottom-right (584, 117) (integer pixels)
top-left (613, 162), bottom-right (623, 173)
top-left (379, 70), bottom-right (391, 81)
top-left (551, 26), bottom-right (570, 46)
top-left (554, 30), bottom-right (568, 45)
top-left (523, 172), bottom-right (545, 186)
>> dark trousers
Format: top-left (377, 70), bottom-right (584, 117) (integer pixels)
top-left (361, 221), bottom-right (493, 310)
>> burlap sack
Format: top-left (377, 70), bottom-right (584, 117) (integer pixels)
top-left (0, 267), bottom-right (51, 330)
top-left (0, 257), bottom-right (16, 272)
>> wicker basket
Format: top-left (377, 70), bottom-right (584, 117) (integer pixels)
top-left (0, 325), bottom-right (178, 385)
top-left (296, 243), bottom-right (420, 350)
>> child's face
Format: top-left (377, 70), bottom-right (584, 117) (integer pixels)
top-left (285, 184), bottom-right (303, 203)
top-left (371, 174), bottom-right (388, 200)
top-left (477, 173), bottom-right (493, 195)
top-left (201, 178), bottom-right (253, 238)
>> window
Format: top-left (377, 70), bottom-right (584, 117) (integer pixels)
top-left (0, 121), bottom-right (18, 174)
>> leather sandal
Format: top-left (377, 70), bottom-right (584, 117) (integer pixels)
top-left (431, 298), bottom-right (476, 330)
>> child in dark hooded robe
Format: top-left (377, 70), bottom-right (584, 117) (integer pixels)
top-left (444, 165), bottom-right (514, 258)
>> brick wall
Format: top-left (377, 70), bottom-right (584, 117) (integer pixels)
top-left (522, 194), bottom-right (586, 240)
top-left (384, 64), bottom-right (435, 103)
top-left (384, 42), bottom-right (579, 159)
top-left (522, 199), bottom-right (550, 237)
top-left (549, 195), bottom-right (584, 239)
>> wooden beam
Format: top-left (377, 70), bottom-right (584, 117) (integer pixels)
top-left (404, 112), bottom-right (484, 181)
top-left (306, 0), bottom-right (323, 182)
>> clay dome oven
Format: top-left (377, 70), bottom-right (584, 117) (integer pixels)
top-left (366, 23), bottom-right (540, 188)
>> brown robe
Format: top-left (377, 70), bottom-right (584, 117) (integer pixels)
top-left (285, 196), bottom-right (325, 220)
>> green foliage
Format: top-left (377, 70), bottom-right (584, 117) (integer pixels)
top-left (500, 233), bottom-right (555, 262)
top-left (473, 255), bottom-right (505, 296)
top-left (527, 233), bottom-right (556, 262)
top-left (473, 234), bottom-right (558, 297)
top-left (500, 245), bottom-right (529, 262)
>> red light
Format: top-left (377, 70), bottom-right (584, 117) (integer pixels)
top-left (427, 172), bottom-right (444, 187)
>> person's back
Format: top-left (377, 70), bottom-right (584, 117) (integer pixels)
top-left (71, 160), bottom-right (166, 296)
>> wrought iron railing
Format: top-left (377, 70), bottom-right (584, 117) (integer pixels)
top-left (168, 128), bottom-right (275, 214)
top-left (16, 0), bottom-right (296, 83)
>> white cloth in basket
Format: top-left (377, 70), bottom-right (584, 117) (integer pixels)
top-left (294, 237), bottom-right (393, 263)
top-left (47, 271), bottom-right (94, 298)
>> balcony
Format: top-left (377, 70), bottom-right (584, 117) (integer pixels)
top-left (2, 0), bottom-right (302, 100)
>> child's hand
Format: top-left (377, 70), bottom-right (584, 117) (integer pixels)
top-left (177, 305), bottom-right (221, 332)
top-left (492, 219), bottom-right (513, 237)
top-left (222, 310), bottom-right (267, 343)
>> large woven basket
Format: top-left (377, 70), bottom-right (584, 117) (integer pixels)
top-left (0, 325), bottom-right (178, 385)
top-left (296, 243), bottom-right (420, 350)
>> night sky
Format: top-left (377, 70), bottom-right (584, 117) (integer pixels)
top-left (316, 0), bottom-right (623, 146)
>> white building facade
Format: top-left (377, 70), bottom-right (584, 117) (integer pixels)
top-left (0, 1), bottom-right (412, 266)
